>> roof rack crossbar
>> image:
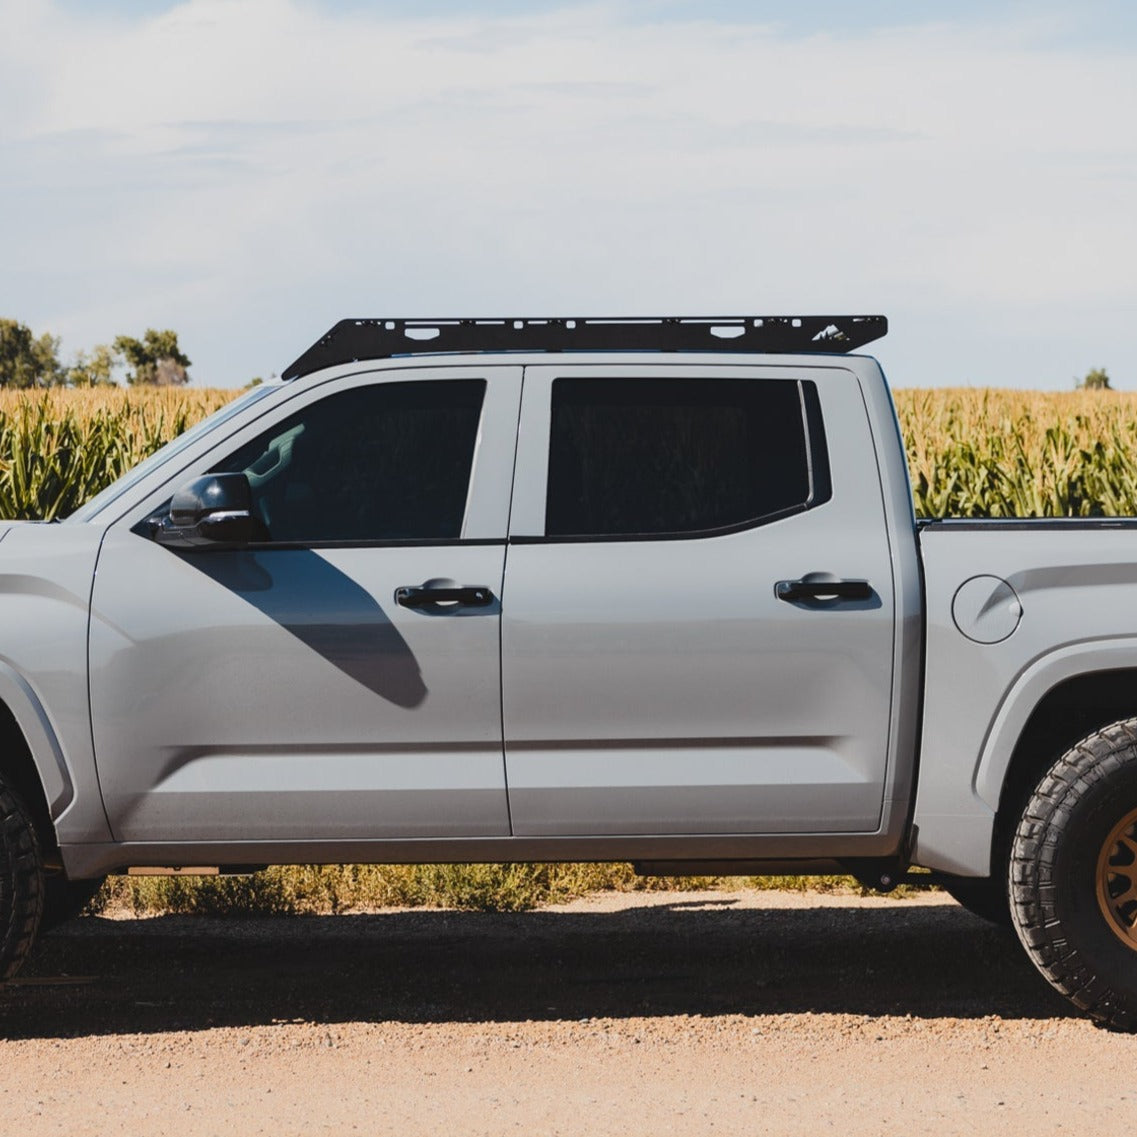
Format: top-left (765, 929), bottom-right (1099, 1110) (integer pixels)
top-left (281, 315), bottom-right (887, 381)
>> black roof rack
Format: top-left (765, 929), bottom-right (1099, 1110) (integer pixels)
top-left (281, 315), bottom-right (887, 381)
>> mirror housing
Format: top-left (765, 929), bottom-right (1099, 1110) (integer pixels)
top-left (155, 473), bottom-right (270, 548)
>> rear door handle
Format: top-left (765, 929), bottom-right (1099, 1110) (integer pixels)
top-left (775, 578), bottom-right (872, 602)
top-left (395, 582), bottom-right (495, 609)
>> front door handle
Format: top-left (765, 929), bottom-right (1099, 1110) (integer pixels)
top-left (395, 581), bottom-right (495, 609)
top-left (775, 577), bottom-right (872, 602)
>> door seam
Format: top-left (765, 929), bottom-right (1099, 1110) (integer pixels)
top-left (499, 367), bottom-right (527, 838)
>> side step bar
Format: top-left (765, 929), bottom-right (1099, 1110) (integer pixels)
top-left (125, 865), bottom-right (268, 877)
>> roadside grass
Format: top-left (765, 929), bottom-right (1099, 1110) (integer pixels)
top-left (90, 865), bottom-right (928, 917)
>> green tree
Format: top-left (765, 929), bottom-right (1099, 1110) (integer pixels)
top-left (114, 328), bottom-right (191, 386)
top-left (1077, 367), bottom-right (1112, 390)
top-left (0, 318), bottom-right (64, 387)
top-left (67, 343), bottom-right (118, 387)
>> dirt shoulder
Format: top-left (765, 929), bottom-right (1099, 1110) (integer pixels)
top-left (1, 889), bottom-right (1132, 1136)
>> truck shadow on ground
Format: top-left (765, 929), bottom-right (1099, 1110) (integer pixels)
top-left (1, 899), bottom-right (1072, 1039)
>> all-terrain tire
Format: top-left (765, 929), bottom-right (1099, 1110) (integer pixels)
top-left (1010, 718), bottom-right (1137, 1030)
top-left (0, 779), bottom-right (44, 980)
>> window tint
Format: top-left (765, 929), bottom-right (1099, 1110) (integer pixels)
top-left (545, 377), bottom-right (827, 538)
top-left (212, 379), bottom-right (485, 542)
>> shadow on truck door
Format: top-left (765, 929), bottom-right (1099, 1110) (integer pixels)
top-left (181, 547), bottom-right (427, 709)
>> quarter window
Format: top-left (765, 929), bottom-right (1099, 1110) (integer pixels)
top-left (545, 377), bottom-right (829, 538)
top-left (212, 379), bottom-right (486, 542)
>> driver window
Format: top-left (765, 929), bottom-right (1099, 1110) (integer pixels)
top-left (211, 379), bottom-right (486, 543)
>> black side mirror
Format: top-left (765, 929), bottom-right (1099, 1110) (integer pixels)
top-left (155, 473), bottom-right (270, 548)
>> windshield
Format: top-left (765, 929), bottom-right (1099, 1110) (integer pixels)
top-left (68, 384), bottom-right (279, 523)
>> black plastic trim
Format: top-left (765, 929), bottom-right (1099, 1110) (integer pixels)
top-left (510, 502), bottom-right (812, 545)
top-left (775, 578), bottom-right (872, 602)
top-left (159, 535), bottom-right (505, 552)
top-left (802, 380), bottom-right (832, 508)
top-left (919, 518), bottom-right (1137, 531)
top-left (395, 584), bottom-right (494, 608)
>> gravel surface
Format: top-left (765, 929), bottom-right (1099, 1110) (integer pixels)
top-left (2, 889), bottom-right (1134, 1135)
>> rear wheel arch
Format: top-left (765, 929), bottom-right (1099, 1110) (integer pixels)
top-left (993, 669), bottom-right (1137, 876)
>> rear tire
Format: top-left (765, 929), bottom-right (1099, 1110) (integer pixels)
top-left (0, 778), bottom-right (44, 980)
top-left (1011, 718), bottom-right (1137, 1030)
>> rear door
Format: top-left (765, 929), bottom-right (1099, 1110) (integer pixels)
top-left (501, 363), bottom-right (896, 836)
top-left (90, 366), bottom-right (521, 843)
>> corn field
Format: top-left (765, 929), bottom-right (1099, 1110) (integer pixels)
top-left (0, 388), bottom-right (233, 520)
top-left (899, 388), bottom-right (1137, 517)
top-left (2, 385), bottom-right (1137, 521)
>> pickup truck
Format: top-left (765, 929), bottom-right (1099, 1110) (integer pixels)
top-left (2, 314), bottom-right (1135, 1029)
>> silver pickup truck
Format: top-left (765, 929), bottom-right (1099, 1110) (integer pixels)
top-left (2, 314), bottom-right (1135, 1028)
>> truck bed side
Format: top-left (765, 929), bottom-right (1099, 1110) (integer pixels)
top-left (915, 518), bottom-right (1137, 875)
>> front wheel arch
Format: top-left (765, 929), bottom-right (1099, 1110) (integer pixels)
top-left (991, 668), bottom-right (1137, 878)
top-left (0, 776), bottom-right (44, 979)
top-left (0, 697), bottom-right (59, 865)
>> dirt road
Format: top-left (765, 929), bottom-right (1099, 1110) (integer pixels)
top-left (1, 889), bottom-right (1133, 1135)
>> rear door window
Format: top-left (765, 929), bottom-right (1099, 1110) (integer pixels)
top-left (545, 377), bottom-right (829, 539)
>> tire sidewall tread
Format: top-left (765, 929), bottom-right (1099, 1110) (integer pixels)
top-left (1011, 718), bottom-right (1137, 1030)
top-left (0, 780), bottom-right (43, 981)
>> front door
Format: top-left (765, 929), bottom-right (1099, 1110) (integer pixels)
top-left (501, 364), bottom-right (896, 836)
top-left (89, 366), bottom-right (521, 843)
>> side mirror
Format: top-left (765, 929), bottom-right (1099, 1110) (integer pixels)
top-left (155, 473), bottom-right (270, 548)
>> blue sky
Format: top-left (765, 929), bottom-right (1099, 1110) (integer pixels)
top-left (49, 0), bottom-right (1137, 41)
top-left (5, 0), bottom-right (1137, 388)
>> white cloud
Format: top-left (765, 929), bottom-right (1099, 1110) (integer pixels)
top-left (1, 0), bottom-right (1135, 386)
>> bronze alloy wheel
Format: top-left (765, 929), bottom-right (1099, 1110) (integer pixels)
top-left (1095, 806), bottom-right (1137, 951)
